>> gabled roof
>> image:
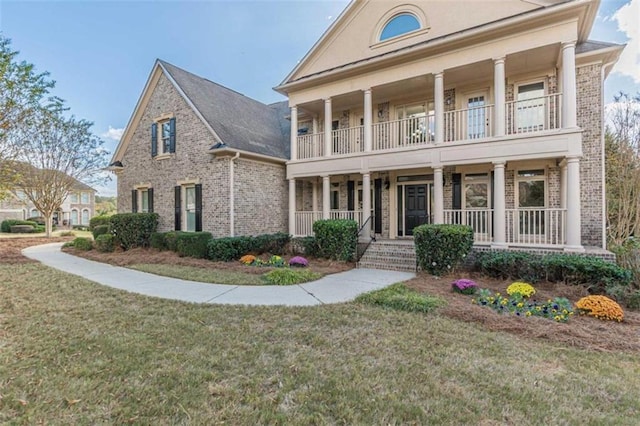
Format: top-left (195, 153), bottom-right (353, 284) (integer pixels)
top-left (111, 60), bottom-right (289, 165)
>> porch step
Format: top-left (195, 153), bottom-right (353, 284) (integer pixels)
top-left (357, 240), bottom-right (416, 273)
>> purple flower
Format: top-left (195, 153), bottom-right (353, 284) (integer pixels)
top-left (289, 256), bottom-right (309, 267)
top-left (451, 279), bottom-right (478, 295)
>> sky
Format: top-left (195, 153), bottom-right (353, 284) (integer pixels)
top-left (1, 0), bottom-right (638, 196)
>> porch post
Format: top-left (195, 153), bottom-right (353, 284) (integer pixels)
top-left (565, 156), bottom-right (584, 251)
top-left (289, 178), bottom-right (296, 236)
top-left (362, 172), bottom-right (371, 228)
top-left (561, 42), bottom-right (577, 128)
top-left (494, 57), bottom-right (506, 137)
top-left (312, 116), bottom-right (319, 134)
top-left (492, 161), bottom-right (507, 247)
top-left (433, 166), bottom-right (444, 223)
top-left (324, 98), bottom-right (332, 157)
top-left (363, 89), bottom-right (372, 152)
top-left (322, 175), bottom-right (331, 219)
top-left (434, 72), bottom-right (444, 144)
top-left (290, 106), bottom-right (298, 160)
top-left (312, 178), bottom-right (319, 213)
top-left (560, 161), bottom-right (567, 209)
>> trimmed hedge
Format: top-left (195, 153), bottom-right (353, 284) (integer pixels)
top-left (72, 237), bottom-right (93, 251)
top-left (89, 215), bottom-right (111, 231)
top-left (414, 224), bottom-right (474, 276)
top-left (1, 220), bottom-right (37, 233)
top-left (10, 224), bottom-right (34, 233)
top-left (92, 224), bottom-right (110, 239)
top-left (150, 232), bottom-right (167, 250)
top-left (95, 234), bottom-right (115, 253)
top-left (207, 233), bottom-right (292, 262)
top-left (176, 232), bottom-right (213, 259)
top-left (313, 219), bottom-right (358, 261)
top-left (109, 213), bottom-right (158, 250)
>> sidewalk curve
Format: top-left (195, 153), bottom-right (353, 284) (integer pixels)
top-left (22, 243), bottom-right (415, 306)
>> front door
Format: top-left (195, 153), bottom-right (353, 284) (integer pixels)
top-left (398, 184), bottom-right (431, 236)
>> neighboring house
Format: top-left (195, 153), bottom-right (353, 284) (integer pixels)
top-left (109, 60), bottom-right (290, 237)
top-left (275, 0), bottom-right (623, 254)
top-left (0, 179), bottom-right (96, 226)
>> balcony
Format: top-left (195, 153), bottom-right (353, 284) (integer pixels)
top-left (294, 93), bottom-right (562, 160)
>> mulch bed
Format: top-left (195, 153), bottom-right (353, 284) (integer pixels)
top-left (0, 236), bottom-right (72, 264)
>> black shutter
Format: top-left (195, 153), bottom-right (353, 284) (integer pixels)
top-left (169, 117), bottom-right (176, 153)
top-left (148, 188), bottom-right (154, 213)
top-left (452, 173), bottom-right (462, 210)
top-left (374, 178), bottom-right (382, 234)
top-left (131, 189), bottom-right (137, 213)
top-left (174, 186), bottom-right (181, 231)
top-left (151, 123), bottom-right (158, 157)
top-left (195, 183), bottom-right (202, 232)
top-left (347, 180), bottom-right (354, 211)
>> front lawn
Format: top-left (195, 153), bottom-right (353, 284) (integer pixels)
top-left (2, 259), bottom-right (640, 423)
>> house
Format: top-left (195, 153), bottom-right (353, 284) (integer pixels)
top-left (0, 178), bottom-right (96, 226)
top-left (109, 60), bottom-right (290, 237)
top-left (274, 0), bottom-right (623, 258)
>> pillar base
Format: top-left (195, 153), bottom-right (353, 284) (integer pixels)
top-left (563, 245), bottom-right (585, 253)
top-left (490, 243), bottom-right (508, 250)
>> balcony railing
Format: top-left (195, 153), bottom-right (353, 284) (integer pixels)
top-left (294, 211), bottom-right (364, 236)
top-left (294, 94), bottom-right (563, 160)
top-left (505, 208), bottom-right (566, 246)
top-left (443, 209), bottom-right (494, 244)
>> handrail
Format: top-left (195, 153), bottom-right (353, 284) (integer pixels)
top-left (355, 215), bottom-right (375, 262)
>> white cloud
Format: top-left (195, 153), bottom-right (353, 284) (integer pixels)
top-left (612, 0), bottom-right (640, 84)
top-left (101, 126), bottom-right (125, 141)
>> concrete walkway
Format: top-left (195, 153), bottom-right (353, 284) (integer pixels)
top-left (22, 243), bottom-right (415, 306)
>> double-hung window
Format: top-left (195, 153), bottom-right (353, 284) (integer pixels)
top-left (151, 116), bottom-right (176, 157)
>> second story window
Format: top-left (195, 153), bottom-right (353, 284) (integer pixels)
top-left (70, 193), bottom-right (79, 203)
top-left (81, 192), bottom-right (89, 204)
top-left (516, 82), bottom-right (545, 133)
top-left (151, 117), bottom-right (176, 157)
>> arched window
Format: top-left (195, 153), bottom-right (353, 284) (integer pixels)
top-left (380, 13), bottom-right (421, 41)
top-left (30, 208), bottom-right (39, 218)
top-left (81, 209), bottom-right (90, 225)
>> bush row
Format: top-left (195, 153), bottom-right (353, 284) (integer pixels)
top-left (1, 219), bottom-right (37, 233)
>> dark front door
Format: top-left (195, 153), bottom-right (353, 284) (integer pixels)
top-left (404, 184), bottom-right (428, 236)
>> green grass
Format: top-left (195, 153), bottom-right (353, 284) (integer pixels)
top-left (263, 268), bottom-right (322, 285)
top-left (2, 263), bottom-right (640, 424)
top-left (128, 263), bottom-right (266, 285)
top-left (356, 282), bottom-right (445, 313)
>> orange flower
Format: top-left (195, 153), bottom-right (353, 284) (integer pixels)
top-left (575, 295), bottom-right (624, 322)
top-left (239, 254), bottom-right (256, 265)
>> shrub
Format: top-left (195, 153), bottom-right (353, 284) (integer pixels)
top-left (89, 215), bottom-right (111, 231)
top-left (451, 278), bottom-right (477, 295)
top-left (95, 234), bottom-right (115, 253)
top-left (240, 254), bottom-right (256, 265)
top-left (355, 283), bottom-right (444, 313)
top-left (164, 231), bottom-right (182, 252)
top-left (72, 237), bottom-right (93, 251)
top-left (176, 232), bottom-right (213, 259)
top-left (150, 232), bottom-right (167, 250)
top-left (58, 231), bottom-right (75, 237)
top-left (289, 256), bottom-right (309, 268)
top-left (10, 224), bottom-right (35, 233)
top-left (290, 236), bottom-right (320, 257)
top-left (414, 224), bottom-right (473, 276)
top-left (473, 289), bottom-right (574, 322)
top-left (263, 268), bottom-right (321, 285)
top-left (575, 295), bottom-right (624, 322)
top-left (72, 225), bottom-right (89, 231)
top-left (92, 224), bottom-right (110, 239)
top-left (208, 237), bottom-right (246, 261)
top-left (313, 219), bottom-right (358, 261)
top-left (254, 233), bottom-right (290, 254)
top-left (1, 219), bottom-right (37, 233)
top-left (27, 216), bottom-right (45, 225)
top-left (109, 213), bottom-right (158, 250)
top-left (33, 225), bottom-right (45, 233)
top-left (268, 255), bottom-right (285, 267)
top-left (506, 282), bottom-right (536, 298)
top-left (474, 251), bottom-right (545, 283)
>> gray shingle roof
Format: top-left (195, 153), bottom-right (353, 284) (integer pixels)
top-left (159, 60), bottom-right (290, 160)
top-left (576, 40), bottom-right (623, 54)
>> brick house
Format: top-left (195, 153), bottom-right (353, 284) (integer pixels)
top-left (110, 60), bottom-right (290, 237)
top-left (112, 0), bottom-right (622, 262)
top-left (275, 0), bottom-right (623, 259)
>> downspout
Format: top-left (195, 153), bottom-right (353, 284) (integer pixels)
top-left (601, 60), bottom-right (617, 250)
top-left (229, 152), bottom-right (240, 237)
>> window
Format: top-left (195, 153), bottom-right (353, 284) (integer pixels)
top-left (185, 186), bottom-right (196, 232)
top-left (71, 209), bottom-right (78, 225)
top-left (30, 208), bottom-right (39, 217)
top-left (396, 103), bottom-right (434, 144)
top-left (141, 190), bottom-right (149, 213)
top-left (330, 183), bottom-right (340, 210)
top-left (81, 209), bottom-right (90, 225)
top-left (517, 169), bottom-right (546, 235)
top-left (380, 13), bottom-right (421, 41)
top-left (151, 117), bottom-right (176, 157)
top-left (132, 188), bottom-right (153, 213)
top-left (464, 174), bottom-right (489, 209)
top-left (70, 193), bottom-right (79, 203)
top-left (175, 184), bottom-right (202, 232)
top-left (81, 192), bottom-right (89, 204)
top-left (14, 190), bottom-right (26, 201)
top-left (516, 82), bottom-right (545, 132)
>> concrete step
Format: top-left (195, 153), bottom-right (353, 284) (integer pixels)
top-left (357, 240), bottom-right (417, 272)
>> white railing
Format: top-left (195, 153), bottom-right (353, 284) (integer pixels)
top-left (505, 208), bottom-right (566, 246)
top-left (296, 133), bottom-right (324, 159)
top-left (330, 210), bottom-right (364, 227)
top-left (372, 115), bottom-right (434, 151)
top-left (294, 211), bottom-right (322, 236)
top-left (332, 126), bottom-right (364, 155)
top-left (443, 209), bottom-right (494, 244)
top-left (444, 104), bottom-right (495, 142)
top-left (506, 93), bottom-right (562, 135)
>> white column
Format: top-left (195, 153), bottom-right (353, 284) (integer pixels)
top-left (290, 106), bottom-right (298, 161)
top-left (560, 161), bottom-right (567, 209)
top-left (434, 72), bottom-right (444, 144)
top-left (312, 116), bottom-right (319, 134)
top-left (288, 178), bottom-right (296, 236)
top-left (433, 167), bottom-right (444, 223)
top-left (324, 98), bottom-right (332, 157)
top-left (362, 173), bottom-right (371, 228)
top-left (322, 175), bottom-right (330, 219)
top-left (562, 42), bottom-right (577, 128)
top-left (565, 156), bottom-right (584, 251)
top-left (363, 89), bottom-right (373, 152)
top-left (494, 57), bottom-right (506, 137)
top-left (492, 161), bottom-right (506, 247)
top-left (312, 179), bottom-right (318, 213)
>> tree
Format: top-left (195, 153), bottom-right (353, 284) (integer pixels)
top-left (0, 35), bottom-right (58, 199)
top-left (606, 92), bottom-right (640, 246)
top-left (11, 107), bottom-right (109, 236)
top-left (95, 195), bottom-right (117, 216)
